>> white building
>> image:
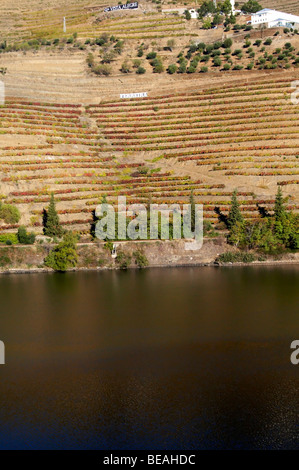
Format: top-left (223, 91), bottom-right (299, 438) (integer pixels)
top-left (251, 8), bottom-right (299, 28)
top-left (189, 9), bottom-right (199, 19)
top-left (230, 0), bottom-right (235, 15)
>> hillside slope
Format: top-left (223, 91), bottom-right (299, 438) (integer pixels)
top-left (0, 1), bottom-right (299, 235)
top-left (1, 71), bottom-right (298, 234)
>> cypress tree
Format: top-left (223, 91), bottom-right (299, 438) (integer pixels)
top-left (228, 190), bottom-right (243, 229)
top-left (44, 193), bottom-right (63, 237)
top-left (274, 186), bottom-right (286, 222)
top-left (190, 189), bottom-right (196, 232)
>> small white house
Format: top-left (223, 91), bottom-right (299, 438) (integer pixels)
top-left (251, 8), bottom-right (299, 29)
top-left (189, 9), bottom-right (199, 19)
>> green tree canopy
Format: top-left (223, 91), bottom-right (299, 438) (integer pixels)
top-left (241, 0), bottom-right (262, 13)
top-left (198, 1), bottom-right (216, 17)
top-left (226, 187), bottom-right (299, 252)
top-left (44, 232), bottom-right (78, 272)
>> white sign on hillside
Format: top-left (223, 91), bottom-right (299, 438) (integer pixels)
top-left (105, 2), bottom-right (138, 12)
top-left (120, 92), bottom-right (147, 99)
top-left (0, 80), bottom-right (4, 106)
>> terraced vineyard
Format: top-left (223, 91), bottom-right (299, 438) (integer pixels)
top-left (1, 1), bottom-right (299, 237)
top-left (1, 72), bottom-right (298, 235)
top-left (2, 0), bottom-right (299, 45)
top-left (0, 0), bottom-right (199, 42)
top-left (0, 0), bottom-right (96, 41)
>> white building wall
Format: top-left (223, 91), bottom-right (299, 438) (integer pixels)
top-left (252, 9), bottom-right (299, 27)
top-left (230, 0), bottom-right (235, 15)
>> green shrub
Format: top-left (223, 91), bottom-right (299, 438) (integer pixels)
top-left (166, 39), bottom-right (175, 51)
top-left (188, 43), bottom-right (198, 54)
top-left (101, 50), bottom-right (116, 63)
top-left (17, 226), bottom-right (36, 245)
top-left (152, 58), bottom-right (164, 73)
top-left (184, 9), bottom-right (191, 20)
top-left (202, 18), bottom-right (212, 29)
top-left (0, 203), bottom-right (20, 224)
top-left (187, 65), bottom-right (197, 73)
top-left (93, 64), bottom-right (112, 76)
top-left (0, 253), bottom-right (11, 267)
top-left (0, 233), bottom-right (18, 244)
top-left (86, 53), bottom-right (95, 68)
top-left (136, 66), bottom-right (146, 74)
top-left (201, 54), bottom-right (210, 62)
top-left (216, 251), bottom-right (256, 263)
top-left (44, 232), bottom-right (78, 272)
top-left (213, 57), bottom-right (222, 67)
top-left (146, 51), bottom-right (157, 60)
top-left (205, 44), bottom-right (214, 54)
top-left (133, 250), bottom-right (149, 268)
top-left (120, 60), bottom-right (131, 73)
top-left (178, 60), bottom-right (187, 73)
top-left (116, 250), bottom-right (131, 269)
top-left (133, 59), bottom-right (141, 68)
top-left (104, 241), bottom-right (114, 253)
top-left (167, 64), bottom-right (177, 74)
top-left (233, 48), bottom-right (242, 56)
top-left (114, 40), bottom-right (124, 55)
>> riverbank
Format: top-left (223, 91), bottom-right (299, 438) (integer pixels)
top-left (0, 238), bottom-right (298, 274)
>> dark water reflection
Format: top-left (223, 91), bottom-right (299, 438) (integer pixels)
top-left (0, 266), bottom-right (298, 449)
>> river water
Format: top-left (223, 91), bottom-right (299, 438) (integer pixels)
top-left (0, 266), bottom-right (298, 449)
